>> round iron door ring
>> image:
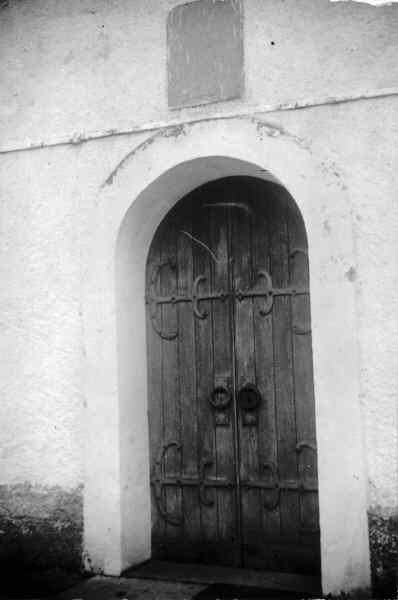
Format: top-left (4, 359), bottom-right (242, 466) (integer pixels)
top-left (209, 386), bottom-right (232, 410)
top-left (238, 383), bottom-right (262, 411)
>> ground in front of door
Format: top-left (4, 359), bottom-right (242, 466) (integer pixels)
top-left (53, 575), bottom-right (319, 600)
top-left (0, 576), bottom-right (203, 600)
top-left (1, 573), bottom-right (323, 600)
top-left (55, 575), bottom-right (205, 600)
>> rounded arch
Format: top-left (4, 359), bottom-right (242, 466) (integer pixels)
top-left (83, 117), bottom-right (370, 594)
top-left (143, 174), bottom-right (319, 573)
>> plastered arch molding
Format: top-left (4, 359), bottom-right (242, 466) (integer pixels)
top-left (82, 116), bottom-right (370, 594)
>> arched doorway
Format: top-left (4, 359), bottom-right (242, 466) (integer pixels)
top-left (145, 176), bottom-right (320, 574)
top-left (86, 121), bottom-right (371, 593)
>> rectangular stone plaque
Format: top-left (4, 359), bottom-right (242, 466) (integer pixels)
top-left (167, 0), bottom-right (244, 109)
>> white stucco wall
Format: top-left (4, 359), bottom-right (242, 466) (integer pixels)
top-left (0, 135), bottom-right (148, 489)
top-left (274, 101), bottom-right (398, 515)
top-left (0, 0), bottom-right (397, 593)
top-left (1, 0), bottom-right (398, 152)
top-left (0, 145), bottom-right (84, 489)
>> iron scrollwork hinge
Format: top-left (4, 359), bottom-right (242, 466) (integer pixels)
top-left (240, 462), bottom-right (281, 510)
top-left (146, 262), bottom-right (311, 340)
top-left (146, 265), bottom-right (229, 340)
top-left (241, 442), bottom-right (318, 512)
top-left (151, 440), bottom-right (182, 526)
top-left (235, 269), bottom-right (310, 318)
top-left (151, 443), bottom-right (233, 526)
top-left (151, 442), bottom-right (318, 523)
top-left (293, 324), bottom-right (312, 335)
top-left (191, 276), bottom-right (228, 320)
top-left (296, 441), bottom-right (318, 490)
top-left (289, 248), bottom-right (311, 334)
top-left (146, 261), bottom-right (179, 341)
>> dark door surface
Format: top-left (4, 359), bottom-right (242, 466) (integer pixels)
top-left (145, 177), bottom-right (320, 574)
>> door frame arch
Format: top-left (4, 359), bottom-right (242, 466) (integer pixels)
top-left (82, 118), bottom-right (370, 594)
top-left (145, 175), bottom-right (322, 573)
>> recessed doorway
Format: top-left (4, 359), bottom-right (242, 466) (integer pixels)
top-left (145, 177), bottom-right (320, 576)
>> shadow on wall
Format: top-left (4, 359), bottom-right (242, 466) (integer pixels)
top-left (0, 483), bottom-right (86, 598)
top-left (368, 511), bottom-right (398, 597)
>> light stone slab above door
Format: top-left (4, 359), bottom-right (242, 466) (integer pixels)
top-left (167, 0), bottom-right (244, 109)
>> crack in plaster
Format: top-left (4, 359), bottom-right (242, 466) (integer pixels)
top-left (101, 124), bottom-right (186, 188)
top-left (100, 116), bottom-right (309, 190)
top-left (253, 117), bottom-right (310, 150)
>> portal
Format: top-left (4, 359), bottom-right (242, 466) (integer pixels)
top-left (145, 177), bottom-right (320, 575)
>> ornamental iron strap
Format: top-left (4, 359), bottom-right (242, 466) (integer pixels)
top-left (146, 262), bottom-right (310, 340)
top-left (151, 441), bottom-right (318, 525)
top-left (247, 442), bottom-right (318, 510)
top-left (151, 441), bottom-right (231, 526)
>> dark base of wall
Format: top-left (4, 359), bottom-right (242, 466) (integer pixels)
top-left (368, 510), bottom-right (398, 597)
top-left (0, 483), bottom-right (84, 598)
top-left (2, 485), bottom-right (397, 598)
top-left (0, 567), bottom-right (86, 598)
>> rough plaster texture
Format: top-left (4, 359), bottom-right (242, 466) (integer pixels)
top-left (0, 0), bottom-right (398, 151)
top-left (275, 101), bottom-right (398, 517)
top-left (0, 0), bottom-right (397, 595)
top-left (0, 134), bottom-right (148, 488)
top-left (0, 145), bottom-right (84, 489)
top-left (368, 512), bottom-right (398, 594)
top-left (0, 483), bottom-right (83, 594)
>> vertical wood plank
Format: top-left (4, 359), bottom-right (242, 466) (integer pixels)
top-left (270, 188), bottom-right (301, 565)
top-left (288, 198), bottom-right (321, 573)
top-left (146, 230), bottom-right (165, 556)
top-left (231, 180), bottom-right (259, 568)
top-left (251, 185), bottom-right (281, 569)
top-left (192, 191), bottom-right (218, 563)
top-left (177, 199), bottom-right (201, 561)
top-left (208, 185), bottom-right (237, 566)
top-left (160, 214), bottom-right (183, 552)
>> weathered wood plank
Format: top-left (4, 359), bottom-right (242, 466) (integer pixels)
top-left (177, 199), bottom-right (201, 559)
top-left (231, 181), bottom-right (259, 569)
top-left (192, 191), bottom-right (218, 563)
top-left (146, 228), bottom-right (165, 554)
top-left (160, 216), bottom-right (183, 547)
top-left (270, 190), bottom-right (301, 554)
top-left (287, 198), bottom-right (320, 572)
top-left (251, 185), bottom-right (281, 567)
top-left (208, 188), bottom-right (237, 566)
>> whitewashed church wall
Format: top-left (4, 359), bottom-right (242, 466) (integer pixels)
top-left (0, 0), bottom-right (397, 593)
top-left (0, 0), bottom-right (397, 152)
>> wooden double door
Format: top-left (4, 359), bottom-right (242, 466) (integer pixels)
top-left (146, 177), bottom-right (320, 574)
